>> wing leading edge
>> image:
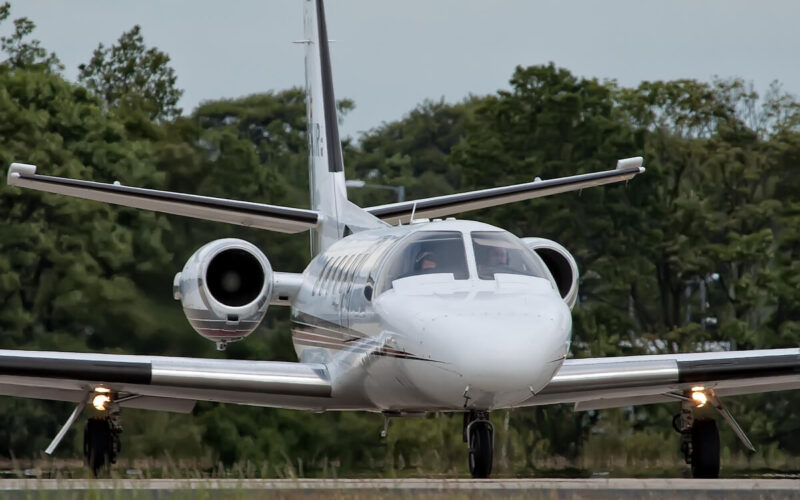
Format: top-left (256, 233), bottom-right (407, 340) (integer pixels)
top-left (0, 349), bottom-right (350, 412)
top-left (365, 157), bottom-right (645, 224)
top-left (7, 163), bottom-right (319, 234)
top-left (7, 157), bottom-right (645, 232)
top-left (525, 348), bottom-right (800, 411)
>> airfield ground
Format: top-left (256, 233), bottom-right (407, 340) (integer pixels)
top-left (0, 478), bottom-right (799, 500)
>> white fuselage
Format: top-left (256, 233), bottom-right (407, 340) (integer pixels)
top-left (291, 219), bottom-right (572, 412)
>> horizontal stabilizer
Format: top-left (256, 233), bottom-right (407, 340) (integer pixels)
top-left (365, 158), bottom-right (645, 224)
top-left (7, 163), bottom-right (319, 233)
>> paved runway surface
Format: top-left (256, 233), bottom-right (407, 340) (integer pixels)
top-left (0, 478), bottom-right (799, 499)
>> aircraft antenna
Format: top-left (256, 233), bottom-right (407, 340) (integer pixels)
top-left (409, 201), bottom-right (418, 223)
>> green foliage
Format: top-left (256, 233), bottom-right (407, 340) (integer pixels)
top-left (1, 19), bottom-right (800, 477)
top-left (346, 98), bottom-right (481, 207)
top-left (0, 3), bottom-right (62, 72)
top-left (78, 25), bottom-right (182, 121)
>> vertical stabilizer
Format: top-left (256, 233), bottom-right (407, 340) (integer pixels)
top-left (304, 0), bottom-right (348, 255)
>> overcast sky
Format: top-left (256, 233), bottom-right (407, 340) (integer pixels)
top-left (7, 1), bottom-right (800, 139)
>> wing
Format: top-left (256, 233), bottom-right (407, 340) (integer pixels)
top-left (365, 158), bottom-right (644, 224)
top-left (7, 163), bottom-right (319, 234)
top-left (0, 349), bottom-right (364, 413)
top-left (524, 348), bottom-right (800, 410)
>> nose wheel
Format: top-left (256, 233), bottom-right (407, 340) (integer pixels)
top-left (464, 410), bottom-right (493, 478)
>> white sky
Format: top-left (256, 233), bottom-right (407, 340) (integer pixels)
top-left (7, 1), bottom-right (800, 139)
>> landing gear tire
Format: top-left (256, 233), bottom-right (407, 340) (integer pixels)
top-left (468, 420), bottom-right (493, 478)
top-left (84, 417), bottom-right (119, 476)
top-left (691, 419), bottom-right (720, 479)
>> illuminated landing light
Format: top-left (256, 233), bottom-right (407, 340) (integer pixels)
top-left (94, 387), bottom-right (111, 394)
top-left (92, 393), bottom-right (111, 411)
top-left (691, 389), bottom-right (707, 408)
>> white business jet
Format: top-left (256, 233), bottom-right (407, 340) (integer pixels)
top-left (3, 0), bottom-right (799, 478)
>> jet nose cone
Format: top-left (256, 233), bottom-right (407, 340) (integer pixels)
top-left (453, 296), bottom-right (571, 394)
top-left (375, 277), bottom-right (572, 409)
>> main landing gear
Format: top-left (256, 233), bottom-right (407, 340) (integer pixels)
top-left (464, 410), bottom-right (493, 478)
top-left (45, 388), bottom-right (123, 476)
top-left (672, 387), bottom-right (754, 479)
top-left (673, 401), bottom-right (720, 478)
top-left (84, 411), bottom-right (122, 476)
top-left (83, 391), bottom-right (123, 476)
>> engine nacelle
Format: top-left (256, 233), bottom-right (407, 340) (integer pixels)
top-left (173, 238), bottom-right (273, 349)
top-left (522, 237), bottom-right (579, 310)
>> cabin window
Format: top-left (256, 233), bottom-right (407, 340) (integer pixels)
top-left (471, 231), bottom-right (549, 280)
top-left (378, 231), bottom-right (469, 293)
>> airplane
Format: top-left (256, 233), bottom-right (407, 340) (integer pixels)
top-left (3, 0), bottom-right (799, 479)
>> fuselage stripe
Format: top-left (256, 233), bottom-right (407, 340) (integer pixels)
top-left (292, 336), bottom-right (435, 362)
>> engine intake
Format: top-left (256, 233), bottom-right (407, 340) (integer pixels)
top-left (173, 239), bottom-right (273, 349)
top-left (206, 248), bottom-right (265, 307)
top-left (522, 237), bottom-right (579, 309)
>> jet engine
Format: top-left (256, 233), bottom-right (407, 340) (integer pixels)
top-left (522, 237), bottom-right (579, 309)
top-left (173, 238), bottom-right (273, 349)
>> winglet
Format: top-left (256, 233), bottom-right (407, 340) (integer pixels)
top-left (616, 156), bottom-right (645, 173)
top-left (7, 163), bottom-right (37, 185)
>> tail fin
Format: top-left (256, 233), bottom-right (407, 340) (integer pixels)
top-left (304, 0), bottom-right (349, 255)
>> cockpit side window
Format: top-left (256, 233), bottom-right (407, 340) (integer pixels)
top-left (377, 231), bottom-right (469, 293)
top-left (471, 231), bottom-right (549, 280)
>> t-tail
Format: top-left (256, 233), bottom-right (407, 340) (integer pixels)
top-left (6, 0), bottom-right (645, 256)
top-left (303, 0), bottom-right (362, 255)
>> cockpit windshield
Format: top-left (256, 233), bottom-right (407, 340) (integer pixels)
top-left (378, 231), bottom-right (469, 292)
top-left (472, 231), bottom-right (549, 280)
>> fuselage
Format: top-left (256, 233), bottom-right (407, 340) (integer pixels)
top-left (291, 219), bottom-right (572, 411)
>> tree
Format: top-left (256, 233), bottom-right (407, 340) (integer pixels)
top-left (347, 98), bottom-right (483, 208)
top-left (78, 25), bottom-right (183, 121)
top-left (3, 14), bottom-right (800, 470)
top-left (0, 63), bottom-right (181, 455)
top-left (0, 2), bottom-right (62, 72)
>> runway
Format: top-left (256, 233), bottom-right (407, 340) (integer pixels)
top-left (0, 478), bottom-right (799, 499)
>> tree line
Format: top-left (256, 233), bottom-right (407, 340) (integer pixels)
top-left (0, 4), bottom-right (798, 476)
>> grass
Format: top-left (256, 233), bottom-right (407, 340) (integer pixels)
top-left (0, 452), bottom-right (798, 480)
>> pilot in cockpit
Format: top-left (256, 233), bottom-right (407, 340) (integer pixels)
top-left (486, 246), bottom-right (508, 267)
top-left (414, 250), bottom-right (439, 273)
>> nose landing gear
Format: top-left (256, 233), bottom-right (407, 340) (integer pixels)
top-left (464, 410), bottom-right (493, 478)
